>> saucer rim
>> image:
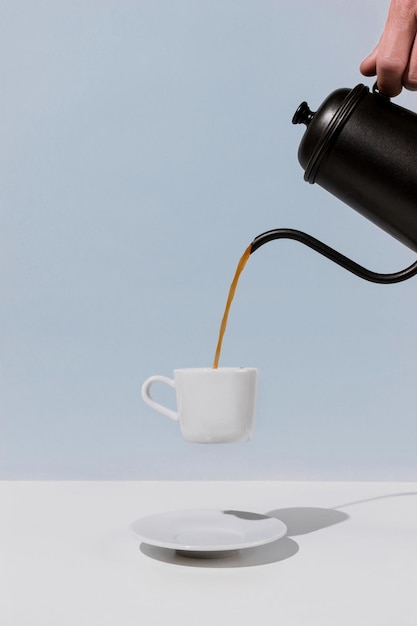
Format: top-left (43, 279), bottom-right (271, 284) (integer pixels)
top-left (129, 508), bottom-right (287, 552)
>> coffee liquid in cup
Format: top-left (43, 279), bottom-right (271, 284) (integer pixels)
top-left (212, 244), bottom-right (252, 368)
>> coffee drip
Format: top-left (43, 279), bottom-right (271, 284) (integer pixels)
top-left (212, 244), bottom-right (251, 369)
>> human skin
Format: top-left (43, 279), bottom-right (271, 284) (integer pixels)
top-left (360, 0), bottom-right (417, 96)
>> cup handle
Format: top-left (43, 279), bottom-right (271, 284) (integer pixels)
top-left (141, 375), bottom-right (178, 421)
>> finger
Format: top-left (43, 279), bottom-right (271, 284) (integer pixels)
top-left (375, 1), bottom-right (417, 96)
top-left (360, 43), bottom-right (379, 76)
top-left (403, 36), bottom-right (417, 90)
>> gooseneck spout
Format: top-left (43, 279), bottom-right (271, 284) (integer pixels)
top-left (249, 229), bottom-right (417, 284)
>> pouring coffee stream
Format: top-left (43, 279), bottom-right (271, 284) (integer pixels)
top-left (212, 229), bottom-right (417, 369)
top-left (212, 82), bottom-right (417, 368)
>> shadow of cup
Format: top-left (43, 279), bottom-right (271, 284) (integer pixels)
top-left (267, 507), bottom-right (349, 536)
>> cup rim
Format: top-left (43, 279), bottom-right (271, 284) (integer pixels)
top-left (173, 367), bottom-right (258, 373)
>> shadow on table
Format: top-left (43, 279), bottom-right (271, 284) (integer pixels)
top-left (140, 535), bottom-right (299, 568)
top-left (332, 491), bottom-right (417, 510)
top-left (139, 491), bottom-right (417, 568)
top-left (139, 506), bottom-right (348, 568)
top-left (266, 507), bottom-right (349, 536)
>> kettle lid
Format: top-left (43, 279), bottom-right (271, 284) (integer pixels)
top-left (293, 84), bottom-right (369, 183)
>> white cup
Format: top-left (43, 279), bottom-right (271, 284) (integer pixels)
top-left (141, 367), bottom-right (258, 443)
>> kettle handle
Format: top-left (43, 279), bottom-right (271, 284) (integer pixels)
top-left (250, 228), bottom-right (417, 284)
top-left (372, 81), bottom-right (391, 99)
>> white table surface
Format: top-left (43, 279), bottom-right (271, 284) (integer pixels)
top-left (1, 480), bottom-right (417, 626)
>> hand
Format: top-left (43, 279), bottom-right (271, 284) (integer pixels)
top-left (360, 0), bottom-right (417, 96)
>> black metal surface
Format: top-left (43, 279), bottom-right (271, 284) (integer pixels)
top-left (250, 228), bottom-right (417, 284)
top-left (293, 84), bottom-right (417, 252)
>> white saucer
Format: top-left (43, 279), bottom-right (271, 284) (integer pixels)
top-left (130, 509), bottom-right (287, 556)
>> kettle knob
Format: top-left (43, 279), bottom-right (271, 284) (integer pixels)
top-left (292, 102), bottom-right (315, 126)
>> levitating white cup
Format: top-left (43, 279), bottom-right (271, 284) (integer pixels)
top-left (141, 367), bottom-right (258, 443)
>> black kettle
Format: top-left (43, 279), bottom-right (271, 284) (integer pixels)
top-left (249, 83), bottom-right (417, 284)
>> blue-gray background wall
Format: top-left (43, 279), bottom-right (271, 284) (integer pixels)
top-left (1, 0), bottom-right (416, 479)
